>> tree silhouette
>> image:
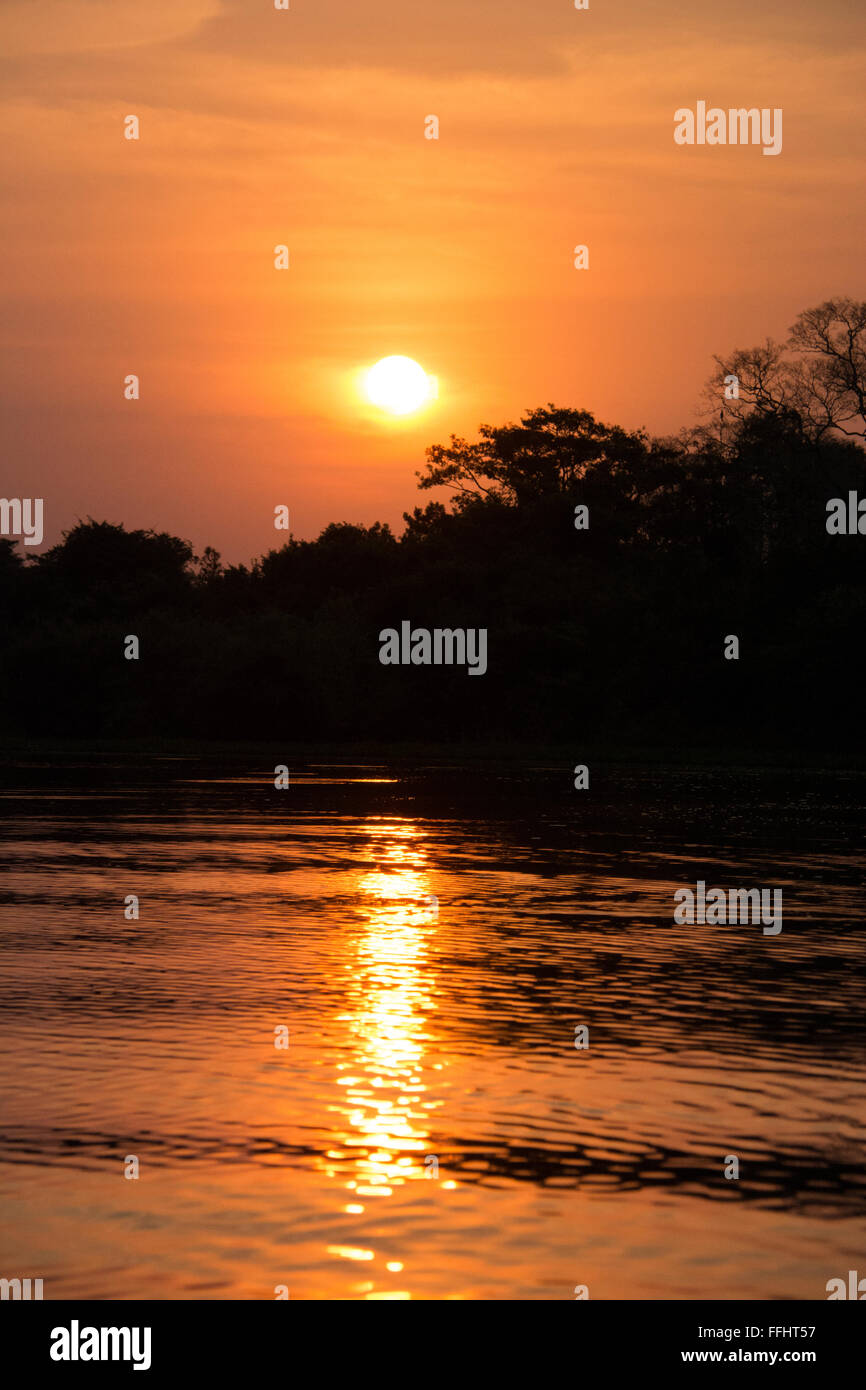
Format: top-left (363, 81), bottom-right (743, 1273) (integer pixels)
top-left (417, 405), bottom-right (649, 507)
top-left (705, 298), bottom-right (866, 443)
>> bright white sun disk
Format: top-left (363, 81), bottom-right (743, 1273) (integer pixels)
top-left (365, 356), bottom-right (433, 415)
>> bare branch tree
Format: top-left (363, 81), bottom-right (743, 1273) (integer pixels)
top-left (701, 299), bottom-right (866, 444)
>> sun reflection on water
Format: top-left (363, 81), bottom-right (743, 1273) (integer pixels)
top-left (323, 819), bottom-right (450, 1297)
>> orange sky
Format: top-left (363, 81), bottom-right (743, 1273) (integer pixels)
top-left (1, 0), bottom-right (864, 560)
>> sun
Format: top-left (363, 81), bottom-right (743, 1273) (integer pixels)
top-left (364, 356), bottom-right (435, 416)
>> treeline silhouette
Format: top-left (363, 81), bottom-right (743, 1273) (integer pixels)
top-left (2, 300), bottom-right (865, 749)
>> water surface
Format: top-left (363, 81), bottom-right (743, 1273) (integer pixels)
top-left (1, 756), bottom-right (864, 1299)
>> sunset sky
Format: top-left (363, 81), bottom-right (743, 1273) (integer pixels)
top-left (1, 0), bottom-right (864, 561)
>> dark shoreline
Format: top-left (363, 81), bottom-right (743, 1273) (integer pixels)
top-left (1, 735), bottom-right (864, 773)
